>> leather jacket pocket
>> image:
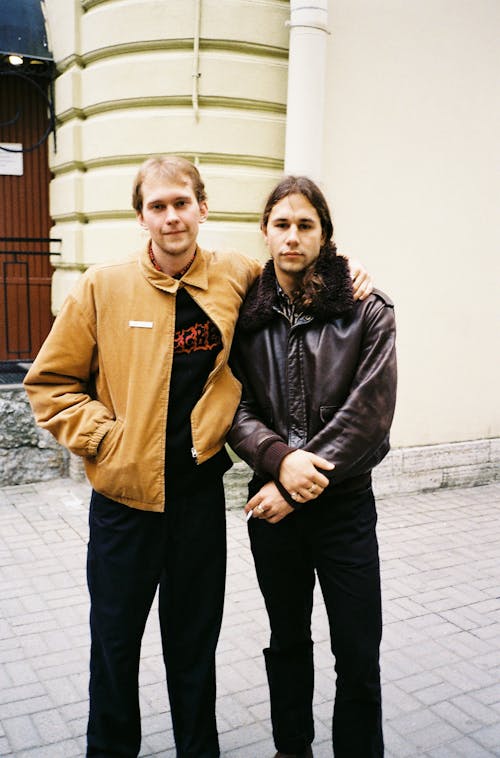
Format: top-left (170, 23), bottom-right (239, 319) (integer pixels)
top-left (319, 405), bottom-right (339, 424)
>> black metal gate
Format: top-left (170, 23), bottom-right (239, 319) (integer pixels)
top-left (0, 236), bottom-right (59, 381)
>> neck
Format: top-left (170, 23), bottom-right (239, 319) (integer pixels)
top-left (150, 243), bottom-right (197, 277)
top-left (275, 270), bottom-right (303, 300)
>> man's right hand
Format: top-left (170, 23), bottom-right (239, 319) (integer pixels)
top-left (279, 450), bottom-right (334, 504)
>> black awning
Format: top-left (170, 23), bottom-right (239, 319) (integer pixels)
top-left (0, 2), bottom-right (56, 151)
top-left (0, 0), bottom-right (53, 62)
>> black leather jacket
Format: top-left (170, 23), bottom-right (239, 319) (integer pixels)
top-left (228, 253), bottom-right (397, 495)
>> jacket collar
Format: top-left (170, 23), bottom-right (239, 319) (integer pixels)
top-left (237, 248), bottom-right (354, 332)
top-left (139, 241), bottom-right (209, 292)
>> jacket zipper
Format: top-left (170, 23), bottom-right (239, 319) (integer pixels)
top-left (187, 291), bottom-right (228, 465)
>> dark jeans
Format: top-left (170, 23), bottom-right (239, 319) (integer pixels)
top-left (248, 485), bottom-right (383, 757)
top-left (86, 471), bottom-right (227, 757)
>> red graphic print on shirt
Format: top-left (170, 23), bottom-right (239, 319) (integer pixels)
top-left (174, 321), bottom-right (221, 355)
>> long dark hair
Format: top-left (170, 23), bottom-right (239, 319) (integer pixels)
top-left (261, 175), bottom-right (337, 310)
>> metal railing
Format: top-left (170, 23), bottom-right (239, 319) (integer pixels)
top-left (0, 236), bottom-right (61, 360)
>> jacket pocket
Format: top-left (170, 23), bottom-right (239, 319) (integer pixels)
top-left (95, 417), bottom-right (124, 465)
top-left (319, 405), bottom-right (339, 424)
top-left (90, 417), bottom-right (153, 503)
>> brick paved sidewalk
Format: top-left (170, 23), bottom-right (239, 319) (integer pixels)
top-left (1, 478), bottom-right (499, 757)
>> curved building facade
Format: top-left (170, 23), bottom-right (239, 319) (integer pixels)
top-left (44, 0), bottom-right (289, 307)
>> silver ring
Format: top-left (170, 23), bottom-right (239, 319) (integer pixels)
top-left (257, 504), bottom-right (264, 513)
top-left (292, 492), bottom-right (299, 500)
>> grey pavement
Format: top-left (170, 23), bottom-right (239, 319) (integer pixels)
top-left (1, 477), bottom-right (499, 758)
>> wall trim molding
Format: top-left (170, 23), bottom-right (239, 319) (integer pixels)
top-left (372, 438), bottom-right (499, 497)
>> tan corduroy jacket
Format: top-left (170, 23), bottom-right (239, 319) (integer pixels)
top-left (24, 243), bottom-right (261, 511)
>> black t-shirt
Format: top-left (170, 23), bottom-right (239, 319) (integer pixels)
top-left (165, 287), bottom-right (222, 477)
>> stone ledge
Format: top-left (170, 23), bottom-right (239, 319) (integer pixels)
top-left (224, 439), bottom-right (500, 510)
top-left (0, 387), bottom-right (68, 487)
top-left (372, 439), bottom-right (499, 497)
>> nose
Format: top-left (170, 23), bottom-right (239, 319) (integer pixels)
top-left (286, 225), bottom-right (299, 246)
top-left (164, 205), bottom-right (179, 223)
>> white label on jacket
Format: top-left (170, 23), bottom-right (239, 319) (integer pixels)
top-left (128, 320), bottom-right (153, 328)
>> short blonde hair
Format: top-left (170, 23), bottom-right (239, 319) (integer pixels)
top-left (132, 156), bottom-right (207, 212)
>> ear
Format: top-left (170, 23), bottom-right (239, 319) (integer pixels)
top-left (137, 211), bottom-right (147, 229)
top-left (199, 200), bottom-right (209, 224)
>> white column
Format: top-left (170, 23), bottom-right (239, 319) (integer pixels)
top-left (284, 0), bottom-right (329, 182)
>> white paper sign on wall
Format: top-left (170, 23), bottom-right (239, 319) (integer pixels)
top-left (0, 145), bottom-right (24, 176)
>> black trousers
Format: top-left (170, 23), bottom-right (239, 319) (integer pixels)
top-left (86, 470), bottom-right (227, 758)
top-left (248, 485), bottom-right (383, 757)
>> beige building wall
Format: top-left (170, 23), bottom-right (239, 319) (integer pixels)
top-left (43, 0), bottom-right (289, 310)
top-left (322, 0), bottom-right (499, 448)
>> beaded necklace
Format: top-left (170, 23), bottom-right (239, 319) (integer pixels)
top-left (148, 242), bottom-right (197, 280)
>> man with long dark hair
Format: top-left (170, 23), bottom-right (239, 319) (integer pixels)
top-left (229, 176), bottom-right (397, 757)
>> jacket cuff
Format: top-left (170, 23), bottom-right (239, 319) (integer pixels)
top-left (87, 420), bottom-right (114, 458)
top-left (256, 438), bottom-right (296, 480)
top-left (275, 480), bottom-right (303, 510)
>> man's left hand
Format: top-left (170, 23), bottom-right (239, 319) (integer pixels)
top-left (347, 257), bottom-right (373, 301)
top-left (245, 481), bottom-right (294, 524)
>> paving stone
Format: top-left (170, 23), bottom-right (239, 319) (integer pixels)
top-left (431, 699), bottom-right (484, 733)
top-left (0, 695), bottom-right (52, 720)
top-left (404, 719), bottom-right (462, 751)
top-left (381, 682), bottom-right (422, 718)
top-left (438, 736), bottom-right (500, 757)
top-left (424, 740), bottom-right (486, 758)
top-left (2, 714), bottom-right (41, 751)
top-left (396, 670), bottom-right (442, 695)
top-left (4, 660), bottom-right (38, 686)
top-left (44, 675), bottom-right (82, 707)
top-left (475, 682), bottom-right (500, 706)
top-left (12, 739), bottom-right (82, 757)
top-left (414, 680), bottom-right (463, 706)
top-left (474, 721), bottom-right (500, 751)
top-left (379, 722), bottom-right (419, 757)
top-left (436, 659), bottom-right (498, 691)
top-left (450, 693), bottom-right (500, 726)
top-left (31, 707), bottom-right (74, 742)
top-left (0, 682), bottom-right (46, 706)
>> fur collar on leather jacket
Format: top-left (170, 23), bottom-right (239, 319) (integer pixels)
top-left (238, 247), bottom-right (354, 332)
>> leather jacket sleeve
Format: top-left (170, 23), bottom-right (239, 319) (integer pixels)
top-left (303, 299), bottom-right (396, 484)
top-left (228, 348), bottom-right (292, 478)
